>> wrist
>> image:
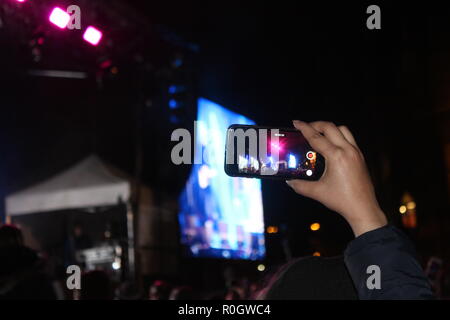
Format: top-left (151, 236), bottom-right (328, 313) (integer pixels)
top-left (345, 207), bottom-right (388, 237)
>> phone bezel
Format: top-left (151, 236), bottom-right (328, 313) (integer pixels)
top-left (224, 124), bottom-right (325, 181)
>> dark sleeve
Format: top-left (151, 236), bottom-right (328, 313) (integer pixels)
top-left (344, 225), bottom-right (434, 300)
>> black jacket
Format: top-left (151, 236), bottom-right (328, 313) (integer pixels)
top-left (344, 225), bottom-right (434, 299)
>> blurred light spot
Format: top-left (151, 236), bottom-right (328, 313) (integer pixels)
top-left (168, 85), bottom-right (177, 94)
top-left (406, 201), bottom-right (416, 210)
top-left (399, 205), bottom-right (407, 214)
top-left (198, 165), bottom-right (214, 189)
top-left (169, 99), bottom-right (178, 109)
top-left (310, 222), bottom-right (320, 231)
top-left (288, 154), bottom-right (297, 168)
top-left (266, 226), bottom-right (279, 234)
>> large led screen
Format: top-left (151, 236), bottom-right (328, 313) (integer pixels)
top-left (178, 98), bottom-right (265, 260)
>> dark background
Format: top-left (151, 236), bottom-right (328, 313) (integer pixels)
top-left (1, 0), bottom-right (449, 284)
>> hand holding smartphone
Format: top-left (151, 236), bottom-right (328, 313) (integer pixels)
top-left (226, 120), bottom-right (388, 237)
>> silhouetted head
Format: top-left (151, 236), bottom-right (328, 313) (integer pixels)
top-left (0, 224), bottom-right (24, 248)
top-left (73, 221), bottom-right (85, 237)
top-left (263, 256), bottom-right (357, 300)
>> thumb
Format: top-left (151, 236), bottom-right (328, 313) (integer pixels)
top-left (286, 179), bottom-right (321, 200)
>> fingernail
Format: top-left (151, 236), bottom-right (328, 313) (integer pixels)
top-left (286, 180), bottom-right (292, 187)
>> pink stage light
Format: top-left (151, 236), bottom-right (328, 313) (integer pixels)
top-left (83, 26), bottom-right (103, 46)
top-left (49, 7), bottom-right (70, 29)
top-left (271, 142), bottom-right (282, 151)
top-left (16, 0), bottom-right (26, 3)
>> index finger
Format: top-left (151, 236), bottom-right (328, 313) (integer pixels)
top-left (293, 120), bottom-right (338, 157)
top-left (309, 121), bottom-right (349, 148)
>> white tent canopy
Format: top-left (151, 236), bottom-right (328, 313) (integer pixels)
top-left (6, 155), bottom-right (131, 216)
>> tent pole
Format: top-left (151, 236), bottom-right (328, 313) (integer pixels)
top-left (126, 202), bottom-right (136, 281)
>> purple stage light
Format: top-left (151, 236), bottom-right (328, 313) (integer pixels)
top-left (83, 26), bottom-right (103, 46)
top-left (49, 7), bottom-right (70, 29)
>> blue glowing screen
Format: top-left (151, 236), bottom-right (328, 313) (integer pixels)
top-left (178, 98), bottom-right (265, 260)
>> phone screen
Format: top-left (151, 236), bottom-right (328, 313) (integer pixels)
top-left (224, 125), bottom-right (325, 180)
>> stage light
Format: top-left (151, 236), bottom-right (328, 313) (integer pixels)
top-left (168, 85), bottom-right (177, 94)
top-left (16, 0), bottom-right (26, 3)
top-left (313, 252), bottom-right (321, 257)
top-left (198, 165), bottom-right (214, 189)
top-left (257, 264), bottom-right (266, 272)
top-left (49, 7), bottom-right (70, 29)
top-left (169, 99), bottom-right (179, 109)
top-left (271, 142), bottom-right (282, 151)
top-left (168, 85), bottom-right (185, 94)
top-left (250, 157), bottom-right (259, 170)
top-left (100, 59), bottom-right (113, 69)
top-left (238, 155), bottom-right (248, 169)
top-left (83, 26), bottom-right (103, 46)
top-left (306, 169), bottom-right (313, 176)
top-left (172, 55), bottom-right (183, 68)
top-left (288, 154), bottom-right (297, 168)
top-left (310, 222), bottom-right (320, 231)
top-left (399, 205), bottom-right (407, 214)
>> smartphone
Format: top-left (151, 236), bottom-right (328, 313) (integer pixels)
top-left (224, 124), bottom-right (325, 180)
